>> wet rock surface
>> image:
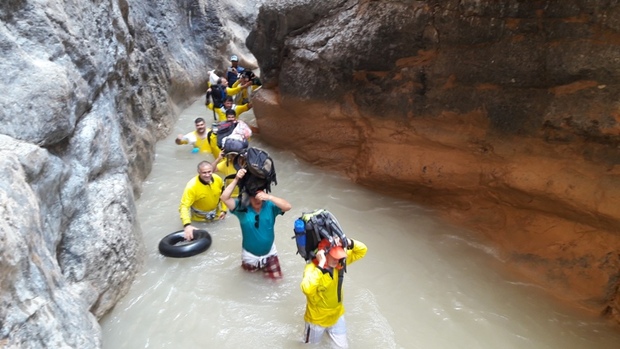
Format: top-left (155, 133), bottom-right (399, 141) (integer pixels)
top-left (248, 0), bottom-right (620, 323)
top-left (0, 0), bottom-right (257, 347)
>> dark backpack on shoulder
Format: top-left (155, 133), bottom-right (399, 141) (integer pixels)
top-left (207, 84), bottom-right (226, 109)
top-left (215, 121), bottom-right (237, 150)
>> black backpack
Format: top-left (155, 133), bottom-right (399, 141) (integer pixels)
top-left (207, 84), bottom-right (226, 109)
top-left (235, 147), bottom-right (278, 200)
top-left (215, 120), bottom-right (250, 154)
top-left (215, 121), bottom-right (237, 150)
top-left (292, 209), bottom-right (348, 262)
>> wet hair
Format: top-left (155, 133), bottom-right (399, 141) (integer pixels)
top-left (224, 96), bottom-right (234, 103)
top-left (243, 70), bottom-right (254, 79)
top-left (194, 117), bottom-right (205, 124)
top-left (225, 109), bottom-right (236, 116)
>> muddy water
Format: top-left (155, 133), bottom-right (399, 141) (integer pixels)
top-left (100, 99), bottom-right (620, 348)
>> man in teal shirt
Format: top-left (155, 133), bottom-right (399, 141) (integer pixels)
top-left (221, 168), bottom-right (292, 279)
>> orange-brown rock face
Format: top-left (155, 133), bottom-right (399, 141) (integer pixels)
top-left (252, 86), bottom-right (620, 322)
top-left (248, 0), bottom-right (620, 323)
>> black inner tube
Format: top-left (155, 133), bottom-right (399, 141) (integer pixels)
top-left (158, 229), bottom-right (212, 258)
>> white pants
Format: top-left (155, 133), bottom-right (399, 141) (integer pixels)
top-left (303, 316), bottom-right (348, 348)
top-left (241, 243), bottom-right (277, 268)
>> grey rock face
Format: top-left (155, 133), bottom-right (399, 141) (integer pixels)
top-left (0, 0), bottom-right (258, 347)
top-left (0, 136), bottom-right (101, 348)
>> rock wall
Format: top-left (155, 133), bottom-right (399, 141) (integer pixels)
top-left (0, 0), bottom-right (259, 347)
top-left (247, 0), bottom-right (620, 322)
top-left (2, 0), bottom-right (620, 346)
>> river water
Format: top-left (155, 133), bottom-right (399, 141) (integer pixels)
top-left (100, 99), bottom-right (620, 348)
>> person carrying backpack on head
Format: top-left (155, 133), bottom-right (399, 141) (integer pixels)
top-left (220, 168), bottom-right (292, 279)
top-left (217, 109), bottom-right (252, 155)
top-left (209, 110), bottom-right (251, 196)
top-left (300, 235), bottom-right (367, 348)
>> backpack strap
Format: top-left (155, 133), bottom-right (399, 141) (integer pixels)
top-left (337, 262), bottom-right (345, 302)
top-left (223, 173), bottom-right (236, 189)
top-left (310, 214), bottom-right (334, 245)
top-left (270, 157), bottom-right (278, 185)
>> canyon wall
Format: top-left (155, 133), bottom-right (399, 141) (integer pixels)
top-left (247, 0), bottom-right (620, 322)
top-left (0, 0), bottom-right (258, 347)
top-left (2, 0), bottom-right (620, 347)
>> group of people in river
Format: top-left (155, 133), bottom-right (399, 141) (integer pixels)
top-left (172, 54), bottom-right (368, 348)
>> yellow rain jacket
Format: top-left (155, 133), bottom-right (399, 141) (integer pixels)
top-left (300, 240), bottom-right (368, 327)
top-left (178, 130), bottom-right (212, 154)
top-left (179, 174), bottom-right (226, 225)
top-left (216, 159), bottom-right (239, 198)
top-left (206, 102), bottom-right (251, 121)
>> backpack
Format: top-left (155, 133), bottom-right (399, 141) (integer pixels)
top-left (292, 209), bottom-right (348, 262)
top-left (207, 84), bottom-right (226, 109)
top-left (235, 147), bottom-right (278, 200)
top-left (215, 121), bottom-right (237, 150)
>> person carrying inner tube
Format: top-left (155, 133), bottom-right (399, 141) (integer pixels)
top-left (180, 161), bottom-right (227, 240)
top-left (220, 168), bottom-right (292, 279)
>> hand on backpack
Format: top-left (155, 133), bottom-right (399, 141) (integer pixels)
top-left (315, 249), bottom-right (327, 268)
top-left (235, 168), bottom-right (247, 180)
top-left (255, 190), bottom-right (271, 202)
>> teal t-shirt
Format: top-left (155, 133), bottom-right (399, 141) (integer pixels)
top-left (231, 200), bottom-right (283, 256)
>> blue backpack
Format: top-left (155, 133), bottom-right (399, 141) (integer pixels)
top-left (292, 209), bottom-right (348, 262)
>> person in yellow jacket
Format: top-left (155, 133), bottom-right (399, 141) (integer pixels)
top-left (175, 117), bottom-right (212, 154)
top-left (206, 96), bottom-right (252, 121)
top-left (206, 123), bottom-right (221, 157)
top-left (180, 161), bottom-right (227, 240)
top-left (300, 237), bottom-right (367, 348)
top-left (231, 70), bottom-right (262, 104)
top-left (211, 151), bottom-right (240, 198)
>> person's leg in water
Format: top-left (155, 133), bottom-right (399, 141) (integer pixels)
top-left (326, 316), bottom-right (348, 348)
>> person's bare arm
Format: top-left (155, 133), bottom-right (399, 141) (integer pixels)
top-left (221, 169), bottom-right (246, 211)
top-left (254, 190), bottom-right (292, 212)
top-left (211, 152), bottom-right (224, 170)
